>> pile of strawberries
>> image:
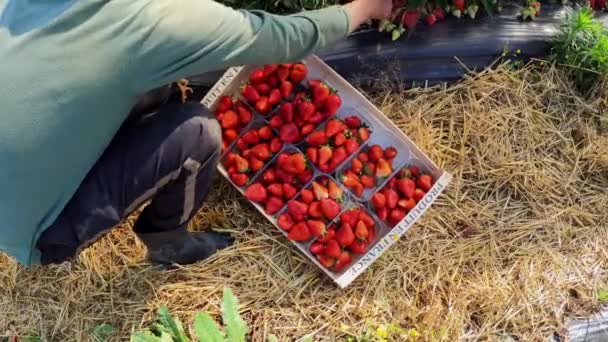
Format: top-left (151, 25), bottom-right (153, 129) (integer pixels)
top-left (240, 63), bottom-right (307, 115)
top-left (340, 144), bottom-right (398, 198)
top-left (214, 96), bottom-right (254, 152)
top-left (269, 80), bottom-right (344, 144)
top-left (304, 116), bottom-right (370, 173)
top-left (370, 166), bottom-right (434, 227)
top-left (222, 124), bottom-right (282, 187)
top-left (277, 177), bottom-right (346, 241)
top-left (244, 151), bottom-right (313, 215)
top-left (309, 207), bottom-right (377, 271)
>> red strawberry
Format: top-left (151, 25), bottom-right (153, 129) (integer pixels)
top-left (353, 181), bottom-right (365, 198)
top-left (310, 242), bottom-right (325, 255)
top-left (267, 183), bottom-right (283, 197)
top-left (279, 102), bottom-right (293, 122)
top-left (328, 181), bottom-right (344, 200)
top-left (349, 240), bottom-right (368, 255)
top-left (376, 159), bottom-right (392, 178)
top-left (417, 174), bottom-right (433, 192)
top-left (325, 119), bottom-right (344, 138)
top-left (234, 154), bottom-right (249, 173)
top-left (269, 115), bottom-right (283, 129)
top-left (265, 196), bottom-right (284, 215)
top-left (249, 69), bottom-right (265, 84)
top-left (398, 198), bottom-right (417, 210)
top-left (306, 147), bottom-right (318, 164)
top-left (277, 213), bottom-right (295, 231)
top-left (368, 145), bottom-right (383, 162)
top-left (255, 96), bottom-right (271, 114)
top-left (320, 198), bottom-right (340, 220)
top-left (357, 127), bottom-right (370, 142)
top-left (318, 254), bottom-right (336, 268)
top-left (306, 131), bottom-right (328, 146)
top-left (384, 188), bottom-right (399, 208)
top-left (268, 89), bottom-right (282, 106)
top-left (251, 144), bottom-right (271, 161)
top-left (257, 125), bottom-right (273, 140)
top-left (402, 10), bottom-right (419, 30)
top-left (288, 222), bottom-right (311, 241)
top-left (276, 169), bottom-right (294, 184)
top-left (351, 158), bottom-right (363, 174)
top-left (371, 192), bottom-right (386, 208)
top-left (217, 96), bottom-right (233, 113)
top-left (289, 63), bottom-right (308, 82)
top-left (270, 137), bottom-right (283, 153)
top-left (297, 101), bottom-right (316, 120)
top-left (245, 183), bottom-right (267, 203)
top-left (290, 153), bottom-right (307, 174)
top-left (322, 94), bottom-right (342, 117)
top-left (454, 0), bottom-right (465, 11)
top-left (334, 132), bottom-right (347, 146)
top-left (334, 251), bottom-right (353, 270)
top-left (330, 147), bottom-right (347, 168)
top-left (279, 123), bottom-right (300, 143)
top-left (317, 227), bottom-right (336, 243)
top-left (358, 152), bottom-right (369, 163)
top-left (277, 67), bottom-right (290, 82)
top-left (220, 110), bottom-right (239, 129)
top-left (308, 112), bottom-right (324, 125)
top-left (308, 201), bottom-right (323, 218)
top-left (359, 211), bottom-right (375, 228)
top-left (397, 178), bottom-right (415, 198)
top-left (426, 14), bottom-right (437, 26)
top-left (376, 206), bottom-right (388, 221)
top-left (237, 106), bottom-right (253, 125)
top-left (388, 208), bottom-right (406, 226)
top-left (336, 222), bottom-right (355, 247)
top-left (318, 146), bottom-right (333, 166)
top-left (224, 152), bottom-right (237, 167)
top-left (414, 188), bottom-right (426, 202)
top-left (384, 147), bottom-right (398, 159)
top-left (282, 183), bottom-right (297, 200)
top-left (307, 220), bottom-right (326, 237)
top-left (344, 139), bottom-right (360, 154)
top-left (263, 64), bottom-right (278, 77)
top-left (300, 189), bottom-right (314, 204)
top-left (312, 82), bottom-right (331, 104)
top-left (223, 129), bottom-right (238, 143)
top-left (262, 169), bottom-right (277, 184)
top-left (340, 209), bottom-right (360, 227)
top-left (409, 165), bottom-right (420, 177)
top-left (360, 175), bottom-right (376, 188)
top-left (241, 85), bottom-right (260, 103)
top-left (287, 200), bottom-right (308, 221)
top-left (364, 162), bottom-right (376, 176)
top-left (299, 168), bottom-right (313, 184)
top-left (355, 221), bottom-right (369, 240)
top-left (267, 75), bottom-right (279, 88)
top-left (325, 240), bottom-right (342, 258)
top-left (434, 7), bottom-right (446, 20)
top-left (249, 157), bottom-right (265, 172)
top-left (300, 124), bottom-right (314, 136)
top-left (255, 83), bottom-right (271, 95)
top-left (241, 130), bottom-right (260, 145)
top-left (312, 181), bottom-right (329, 200)
top-left (230, 173), bottom-right (249, 187)
top-left (344, 116), bottom-right (361, 129)
top-left (280, 81), bottom-right (294, 98)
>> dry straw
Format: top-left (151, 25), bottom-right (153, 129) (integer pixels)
top-left (1, 63), bottom-right (607, 341)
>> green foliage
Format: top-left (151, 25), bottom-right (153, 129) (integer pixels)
top-left (131, 287), bottom-right (249, 342)
top-left (550, 7), bottom-right (608, 94)
top-left (90, 323), bottom-right (117, 342)
top-left (597, 287), bottom-right (608, 303)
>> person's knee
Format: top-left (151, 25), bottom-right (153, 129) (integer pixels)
top-left (179, 104), bottom-right (221, 158)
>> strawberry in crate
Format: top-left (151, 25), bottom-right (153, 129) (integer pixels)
top-left (222, 124), bottom-right (282, 187)
top-left (214, 96), bottom-right (253, 152)
top-left (304, 115), bottom-right (370, 173)
top-left (240, 63), bottom-right (307, 115)
top-left (339, 144), bottom-right (398, 198)
top-left (370, 165), bottom-right (435, 228)
top-left (244, 150), bottom-right (313, 216)
top-left (309, 206), bottom-right (378, 271)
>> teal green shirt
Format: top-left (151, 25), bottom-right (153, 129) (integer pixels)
top-left (0, 0), bottom-right (349, 265)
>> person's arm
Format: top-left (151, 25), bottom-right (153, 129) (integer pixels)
top-left (131, 0), bottom-right (391, 90)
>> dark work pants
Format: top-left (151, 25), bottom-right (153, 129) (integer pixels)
top-left (36, 85), bottom-right (222, 264)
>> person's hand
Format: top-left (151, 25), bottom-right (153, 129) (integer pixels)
top-left (343, 0), bottom-right (393, 33)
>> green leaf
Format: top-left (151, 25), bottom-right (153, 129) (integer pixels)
top-left (193, 312), bottom-right (225, 342)
top-left (131, 331), bottom-right (164, 342)
top-left (222, 287), bottom-right (248, 342)
top-left (157, 306), bottom-right (191, 342)
top-left (267, 334), bottom-right (279, 342)
top-left (90, 323), bottom-right (116, 342)
top-left (301, 336), bottom-right (314, 342)
top-left (598, 288), bottom-right (608, 303)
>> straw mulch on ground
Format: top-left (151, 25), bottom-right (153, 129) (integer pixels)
top-left (1, 63), bottom-right (607, 341)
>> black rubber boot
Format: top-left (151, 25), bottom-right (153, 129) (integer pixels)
top-left (136, 228), bottom-right (234, 265)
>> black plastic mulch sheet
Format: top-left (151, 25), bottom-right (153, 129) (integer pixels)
top-left (188, 4), bottom-right (607, 92)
